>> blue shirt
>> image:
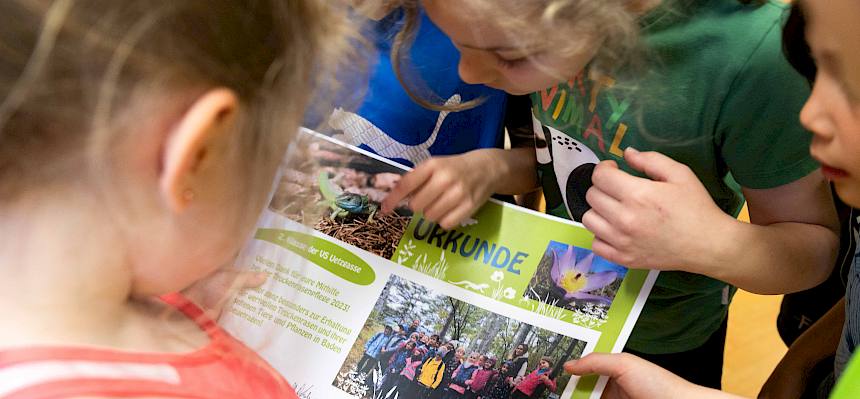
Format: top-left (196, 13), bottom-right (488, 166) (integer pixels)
top-left (326, 10), bottom-right (508, 168)
top-left (838, 256), bottom-right (860, 377)
top-left (837, 212), bottom-right (860, 377)
top-left (365, 332), bottom-right (392, 358)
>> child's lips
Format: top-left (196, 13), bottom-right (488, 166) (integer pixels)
top-left (821, 164), bottom-right (849, 180)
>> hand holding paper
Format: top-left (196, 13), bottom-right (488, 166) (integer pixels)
top-left (582, 147), bottom-right (733, 272)
top-left (565, 353), bottom-right (741, 399)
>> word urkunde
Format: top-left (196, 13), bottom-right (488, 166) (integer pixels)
top-left (411, 218), bottom-right (528, 275)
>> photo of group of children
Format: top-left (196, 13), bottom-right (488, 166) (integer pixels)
top-left (269, 131), bottom-right (412, 258)
top-left (334, 275), bottom-right (587, 399)
top-left (525, 241), bottom-right (627, 323)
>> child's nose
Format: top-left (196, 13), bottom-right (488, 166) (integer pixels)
top-left (800, 79), bottom-right (836, 140)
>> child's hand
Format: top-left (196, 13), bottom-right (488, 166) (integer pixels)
top-left (381, 149), bottom-right (507, 230)
top-left (183, 267), bottom-right (268, 320)
top-left (582, 148), bottom-right (733, 271)
top-left (565, 353), bottom-right (738, 399)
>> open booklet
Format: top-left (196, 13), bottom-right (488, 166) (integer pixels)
top-left (219, 128), bottom-right (658, 399)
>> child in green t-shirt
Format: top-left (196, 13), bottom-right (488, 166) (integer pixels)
top-left (381, 0), bottom-right (840, 388)
top-left (565, 0), bottom-right (860, 398)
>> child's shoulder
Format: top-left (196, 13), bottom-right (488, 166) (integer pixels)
top-left (0, 294), bottom-right (297, 399)
top-left (647, 0), bottom-right (789, 52)
top-left (0, 341), bottom-right (296, 399)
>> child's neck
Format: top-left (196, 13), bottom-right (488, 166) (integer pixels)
top-left (0, 192), bottom-right (201, 351)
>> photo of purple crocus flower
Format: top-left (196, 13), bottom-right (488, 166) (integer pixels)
top-left (549, 245), bottom-right (618, 305)
top-left (525, 240), bottom-right (627, 324)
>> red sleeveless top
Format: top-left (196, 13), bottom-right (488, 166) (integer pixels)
top-left (0, 293), bottom-right (298, 399)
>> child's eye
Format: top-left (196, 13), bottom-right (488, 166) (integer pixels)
top-left (497, 56), bottom-right (527, 69)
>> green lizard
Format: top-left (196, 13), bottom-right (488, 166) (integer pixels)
top-left (318, 171), bottom-right (378, 223)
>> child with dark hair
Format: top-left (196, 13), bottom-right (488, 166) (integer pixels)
top-left (483, 361), bottom-right (515, 399)
top-left (423, 334), bottom-right (442, 361)
top-left (416, 347), bottom-right (449, 397)
top-left (380, 340), bottom-right (418, 398)
top-left (511, 357), bottom-right (557, 399)
top-left (434, 344), bottom-right (464, 399)
top-left (395, 346), bottom-right (428, 398)
top-left (567, 2), bottom-right (860, 397)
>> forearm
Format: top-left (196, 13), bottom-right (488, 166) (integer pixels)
top-left (484, 147), bottom-right (539, 195)
top-left (782, 298), bottom-right (844, 368)
top-left (695, 218), bottom-right (838, 294)
top-left (759, 298), bottom-right (844, 398)
top-left (688, 386), bottom-right (746, 399)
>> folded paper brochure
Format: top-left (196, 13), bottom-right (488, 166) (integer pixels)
top-left (220, 128), bottom-right (658, 399)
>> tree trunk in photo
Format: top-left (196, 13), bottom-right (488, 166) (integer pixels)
top-left (524, 326), bottom-right (537, 348)
top-left (545, 333), bottom-right (564, 358)
top-left (550, 339), bottom-right (585, 379)
top-left (475, 313), bottom-right (502, 354)
top-left (499, 319), bottom-right (515, 356)
top-left (452, 303), bottom-right (475, 342)
top-left (439, 298), bottom-right (458, 339)
top-left (374, 281), bottom-right (391, 315)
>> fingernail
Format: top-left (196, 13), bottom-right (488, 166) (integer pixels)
top-left (626, 147), bottom-right (639, 154)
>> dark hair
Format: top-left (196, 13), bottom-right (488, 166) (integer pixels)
top-left (782, 2), bottom-right (816, 84)
top-left (540, 356), bottom-right (555, 368)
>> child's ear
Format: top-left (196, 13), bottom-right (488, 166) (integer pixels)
top-left (159, 88), bottom-right (239, 212)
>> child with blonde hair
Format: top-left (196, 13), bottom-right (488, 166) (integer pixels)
top-left (0, 0), bottom-right (355, 397)
top-left (381, 0), bottom-right (840, 389)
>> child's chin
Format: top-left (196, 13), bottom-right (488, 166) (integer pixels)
top-left (836, 182), bottom-right (860, 208)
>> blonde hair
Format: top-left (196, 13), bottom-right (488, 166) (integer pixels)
top-left (0, 0), bottom-right (357, 212)
top-left (391, 0), bottom-right (641, 111)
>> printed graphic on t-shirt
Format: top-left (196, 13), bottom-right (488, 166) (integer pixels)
top-left (328, 95), bottom-right (461, 167)
top-left (533, 114), bottom-right (598, 222)
top-left (532, 72), bottom-right (631, 222)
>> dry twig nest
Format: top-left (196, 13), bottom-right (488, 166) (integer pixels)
top-left (314, 213), bottom-right (411, 259)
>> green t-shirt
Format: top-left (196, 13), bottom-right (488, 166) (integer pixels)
top-left (530, 0), bottom-right (818, 353)
top-left (832, 353), bottom-right (860, 399)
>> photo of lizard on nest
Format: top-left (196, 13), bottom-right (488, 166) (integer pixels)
top-left (269, 131), bottom-right (412, 259)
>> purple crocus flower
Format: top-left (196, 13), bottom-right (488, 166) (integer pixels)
top-left (550, 245), bottom-right (616, 305)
